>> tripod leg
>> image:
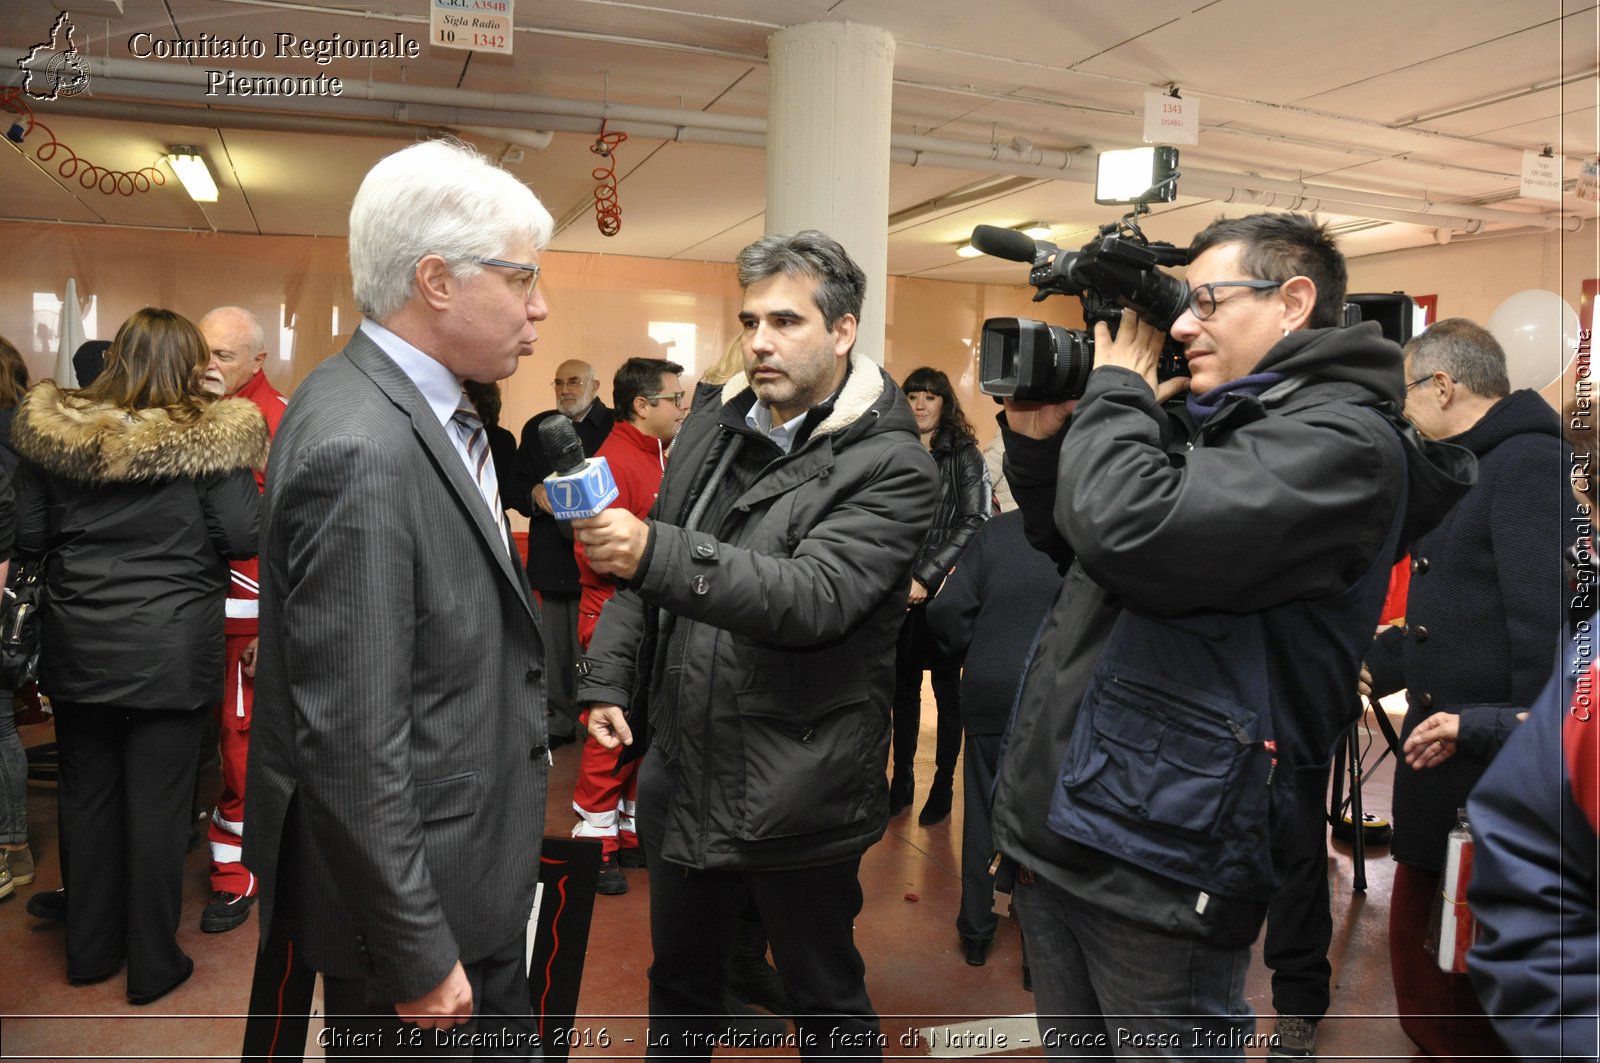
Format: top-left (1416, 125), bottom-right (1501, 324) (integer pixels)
top-left (1348, 721), bottom-right (1366, 892)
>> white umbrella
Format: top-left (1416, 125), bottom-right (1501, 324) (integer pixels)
top-left (55, 278), bottom-right (86, 385)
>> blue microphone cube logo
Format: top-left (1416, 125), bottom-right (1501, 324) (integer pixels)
top-left (545, 459), bottom-right (619, 519)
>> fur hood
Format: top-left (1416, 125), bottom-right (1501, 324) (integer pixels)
top-left (719, 348), bottom-right (899, 439)
top-left (13, 380), bottom-right (270, 483)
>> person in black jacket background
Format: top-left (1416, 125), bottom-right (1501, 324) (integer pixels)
top-left (1361, 317), bottom-right (1576, 1059)
top-left (889, 367), bottom-right (988, 825)
top-left (12, 308), bottom-right (265, 1005)
top-left (505, 359), bottom-right (613, 748)
top-left (926, 510), bottom-right (1057, 966)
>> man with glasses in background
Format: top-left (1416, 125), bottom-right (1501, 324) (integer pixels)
top-left (569, 356), bottom-right (686, 895)
top-left (992, 212), bottom-right (1471, 1058)
top-left (507, 359), bottom-right (615, 749)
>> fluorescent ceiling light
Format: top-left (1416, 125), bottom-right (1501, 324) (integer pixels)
top-left (165, 146), bottom-right (218, 203)
top-left (955, 243), bottom-right (983, 258)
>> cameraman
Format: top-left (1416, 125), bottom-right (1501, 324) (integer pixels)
top-left (993, 213), bottom-right (1471, 1058)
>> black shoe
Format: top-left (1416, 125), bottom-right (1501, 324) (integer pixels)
top-left (129, 956), bottom-right (193, 1006)
top-left (596, 854), bottom-right (629, 895)
top-left (28, 888), bottom-right (66, 921)
top-left (918, 785), bottom-right (953, 826)
top-left (962, 938), bottom-right (989, 966)
top-left (888, 773), bottom-right (914, 816)
top-left (616, 847), bottom-right (647, 869)
top-left (69, 959), bottom-right (124, 987)
top-left (200, 891), bottom-right (255, 933)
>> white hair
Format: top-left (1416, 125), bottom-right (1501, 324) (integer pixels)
top-left (200, 305), bottom-right (265, 353)
top-left (349, 138), bottom-right (555, 321)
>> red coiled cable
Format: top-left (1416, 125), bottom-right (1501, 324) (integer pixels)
top-left (590, 122), bottom-right (627, 237)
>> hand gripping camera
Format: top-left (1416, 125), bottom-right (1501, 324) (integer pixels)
top-left (975, 207), bottom-right (1191, 403)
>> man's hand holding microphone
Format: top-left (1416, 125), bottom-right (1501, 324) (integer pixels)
top-left (536, 416), bottom-right (636, 749)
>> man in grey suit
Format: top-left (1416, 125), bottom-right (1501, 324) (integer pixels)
top-left (245, 139), bottom-right (553, 1055)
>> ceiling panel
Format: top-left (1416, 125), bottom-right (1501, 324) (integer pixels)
top-left (0, 0), bottom-right (1592, 288)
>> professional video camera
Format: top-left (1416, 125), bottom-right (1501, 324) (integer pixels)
top-left (976, 148), bottom-right (1190, 402)
top-left (975, 211), bottom-right (1191, 402)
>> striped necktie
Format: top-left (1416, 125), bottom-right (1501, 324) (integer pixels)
top-left (451, 395), bottom-right (509, 552)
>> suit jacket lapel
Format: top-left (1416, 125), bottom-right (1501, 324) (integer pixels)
top-left (343, 334), bottom-right (535, 618)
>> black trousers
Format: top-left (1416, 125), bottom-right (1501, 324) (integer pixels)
top-left (536, 591), bottom-right (581, 741)
top-left (54, 701), bottom-right (202, 997)
top-left (1263, 763), bottom-right (1334, 1020)
top-left (321, 936), bottom-right (539, 1059)
top-left (890, 608), bottom-right (961, 786)
top-left (956, 731), bottom-right (1003, 945)
top-left (636, 753), bottom-right (882, 1060)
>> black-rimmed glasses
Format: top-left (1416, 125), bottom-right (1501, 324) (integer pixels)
top-left (1187, 280), bottom-right (1284, 320)
top-left (1407, 374), bottom-right (1455, 390)
top-left (475, 257), bottom-right (542, 303)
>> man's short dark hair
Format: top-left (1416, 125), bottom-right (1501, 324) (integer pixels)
top-left (1404, 318), bottom-right (1511, 399)
top-left (1189, 213), bottom-right (1348, 329)
top-left (736, 230), bottom-right (867, 331)
top-left (613, 357), bottom-right (685, 422)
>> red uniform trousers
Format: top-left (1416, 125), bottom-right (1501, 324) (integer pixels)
top-left (207, 633), bottom-right (256, 896)
top-left (571, 710), bottom-right (640, 858)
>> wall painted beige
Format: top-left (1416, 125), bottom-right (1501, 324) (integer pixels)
top-left (1344, 220), bottom-right (1597, 329)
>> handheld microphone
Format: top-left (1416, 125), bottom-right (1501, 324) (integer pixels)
top-left (970, 224), bottom-right (1049, 263)
top-left (538, 416), bottom-right (618, 519)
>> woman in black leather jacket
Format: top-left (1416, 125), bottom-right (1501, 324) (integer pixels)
top-left (890, 367), bottom-right (989, 825)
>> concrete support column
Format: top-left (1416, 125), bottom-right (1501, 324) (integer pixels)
top-left (766, 22), bottom-right (895, 365)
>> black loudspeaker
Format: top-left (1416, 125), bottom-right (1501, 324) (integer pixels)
top-left (1346, 292), bottom-right (1420, 346)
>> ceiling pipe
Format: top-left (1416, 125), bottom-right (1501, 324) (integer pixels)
top-left (41, 50), bottom-right (769, 135)
top-left (3, 48), bottom-right (1582, 236)
top-left (1181, 164), bottom-right (1576, 231)
top-left (887, 176), bottom-right (1046, 229)
top-left (453, 126), bottom-right (553, 151)
top-left (37, 96), bottom-right (456, 141)
top-left (892, 149), bottom-right (1495, 233)
top-left (62, 76), bottom-right (767, 150)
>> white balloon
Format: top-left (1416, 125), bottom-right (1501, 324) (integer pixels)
top-left (1485, 289), bottom-right (1582, 391)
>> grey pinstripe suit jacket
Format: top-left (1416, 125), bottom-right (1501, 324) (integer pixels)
top-left (244, 329), bottom-right (548, 1002)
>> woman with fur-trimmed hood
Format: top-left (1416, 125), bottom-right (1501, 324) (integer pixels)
top-left (12, 308), bottom-right (266, 1005)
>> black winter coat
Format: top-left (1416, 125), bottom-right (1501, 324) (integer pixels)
top-left (578, 351), bottom-right (938, 871)
top-left (992, 324), bottom-right (1475, 942)
top-left (911, 428), bottom-right (988, 593)
top-left (925, 510), bottom-right (1058, 736)
top-left (1367, 388), bottom-right (1577, 872)
top-left (12, 382), bottom-right (267, 710)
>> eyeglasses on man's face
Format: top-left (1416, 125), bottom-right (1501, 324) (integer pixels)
top-left (644, 391), bottom-right (688, 409)
top-left (1187, 280), bottom-right (1284, 320)
top-left (1406, 373), bottom-right (1456, 391)
top-left (475, 257), bottom-right (541, 304)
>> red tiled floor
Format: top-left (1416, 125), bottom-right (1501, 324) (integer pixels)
top-left (1, 700), bottom-right (1422, 1060)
